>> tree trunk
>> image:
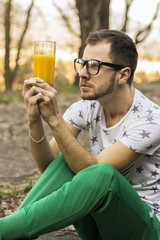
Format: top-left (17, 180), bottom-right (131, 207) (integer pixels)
top-left (76, 0), bottom-right (111, 58)
top-left (75, 0), bottom-right (111, 84)
top-left (3, 0), bottom-right (34, 91)
top-left (4, 0), bottom-right (12, 91)
top-left (53, 0), bottom-right (160, 86)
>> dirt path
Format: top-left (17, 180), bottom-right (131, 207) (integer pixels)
top-left (0, 85), bottom-right (160, 239)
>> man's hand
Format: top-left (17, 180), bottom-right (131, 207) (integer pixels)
top-left (35, 82), bottom-right (60, 127)
top-left (22, 78), bottom-right (58, 173)
top-left (22, 78), bottom-right (44, 124)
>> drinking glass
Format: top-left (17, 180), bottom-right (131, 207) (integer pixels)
top-left (34, 41), bottom-right (56, 84)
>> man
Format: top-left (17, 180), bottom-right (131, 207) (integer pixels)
top-left (0, 29), bottom-right (160, 239)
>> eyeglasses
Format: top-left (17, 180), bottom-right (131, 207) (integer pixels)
top-left (74, 58), bottom-right (124, 75)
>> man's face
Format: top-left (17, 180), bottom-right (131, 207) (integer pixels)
top-left (79, 42), bottom-right (117, 100)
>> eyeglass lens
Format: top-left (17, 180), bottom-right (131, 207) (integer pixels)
top-left (75, 59), bottom-right (99, 75)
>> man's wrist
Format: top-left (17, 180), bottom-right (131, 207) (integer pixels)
top-left (48, 114), bottom-right (64, 129)
top-left (28, 117), bottom-right (45, 143)
top-left (29, 130), bottom-right (45, 144)
top-left (28, 116), bottom-right (42, 128)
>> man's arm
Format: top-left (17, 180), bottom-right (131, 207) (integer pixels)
top-left (22, 78), bottom-right (60, 173)
top-left (49, 117), bottom-right (141, 173)
top-left (28, 118), bottom-right (57, 173)
top-left (35, 82), bottom-right (141, 173)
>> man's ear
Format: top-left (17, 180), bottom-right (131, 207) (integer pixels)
top-left (117, 67), bottom-right (131, 85)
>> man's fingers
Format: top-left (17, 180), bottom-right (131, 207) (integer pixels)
top-left (36, 82), bottom-right (55, 91)
top-left (24, 86), bottom-right (43, 106)
top-left (22, 78), bottom-right (44, 97)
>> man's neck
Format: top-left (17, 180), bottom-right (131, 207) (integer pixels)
top-left (98, 85), bottom-right (135, 128)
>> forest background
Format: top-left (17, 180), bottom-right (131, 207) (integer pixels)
top-left (0, 0), bottom-right (160, 96)
top-left (0, 1), bottom-right (160, 239)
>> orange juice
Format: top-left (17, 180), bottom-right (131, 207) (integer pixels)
top-left (34, 55), bottom-right (55, 84)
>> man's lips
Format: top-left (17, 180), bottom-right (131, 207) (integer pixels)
top-left (80, 84), bottom-right (92, 89)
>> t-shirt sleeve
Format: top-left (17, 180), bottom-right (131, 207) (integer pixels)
top-left (120, 115), bottom-right (160, 155)
top-left (63, 100), bottom-right (89, 130)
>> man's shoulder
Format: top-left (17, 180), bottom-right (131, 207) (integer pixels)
top-left (134, 88), bottom-right (160, 113)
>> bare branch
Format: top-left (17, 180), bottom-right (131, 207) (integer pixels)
top-left (14, 0), bottom-right (35, 74)
top-left (53, 1), bottom-right (79, 38)
top-left (135, 2), bottom-right (160, 45)
top-left (121, 0), bottom-right (134, 32)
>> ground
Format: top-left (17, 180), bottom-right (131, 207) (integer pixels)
top-left (0, 84), bottom-right (160, 239)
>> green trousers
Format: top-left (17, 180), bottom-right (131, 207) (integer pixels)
top-left (0, 152), bottom-right (160, 239)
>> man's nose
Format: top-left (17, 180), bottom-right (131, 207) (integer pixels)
top-left (79, 64), bottom-right (89, 78)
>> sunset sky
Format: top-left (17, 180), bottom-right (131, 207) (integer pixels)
top-left (2, 0), bottom-right (160, 80)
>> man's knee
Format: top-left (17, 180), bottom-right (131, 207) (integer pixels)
top-left (88, 163), bottom-right (116, 180)
top-left (76, 163), bottom-right (116, 192)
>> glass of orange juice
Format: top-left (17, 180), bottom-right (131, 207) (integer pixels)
top-left (34, 41), bottom-right (56, 84)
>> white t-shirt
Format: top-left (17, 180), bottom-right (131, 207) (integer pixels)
top-left (63, 88), bottom-right (160, 219)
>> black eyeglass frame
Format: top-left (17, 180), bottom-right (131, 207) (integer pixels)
top-left (74, 58), bottom-right (125, 75)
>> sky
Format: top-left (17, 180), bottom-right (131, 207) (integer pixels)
top-left (13, 0), bottom-right (160, 46)
top-left (12, 0), bottom-right (160, 74)
top-left (29, 0), bottom-right (160, 57)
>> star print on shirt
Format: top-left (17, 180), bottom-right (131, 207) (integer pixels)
top-left (79, 111), bottom-right (83, 118)
top-left (140, 195), bottom-right (146, 199)
top-left (153, 105), bottom-right (159, 110)
top-left (91, 136), bottom-right (98, 144)
top-left (91, 102), bottom-right (96, 108)
top-left (123, 131), bottom-right (129, 137)
top-left (155, 163), bottom-right (160, 168)
top-left (94, 115), bottom-right (100, 123)
top-left (129, 146), bottom-right (137, 151)
top-left (152, 186), bottom-right (159, 193)
top-left (146, 144), bottom-right (153, 149)
top-left (103, 130), bottom-right (109, 135)
top-left (97, 149), bottom-right (104, 154)
top-left (87, 121), bottom-right (91, 129)
top-left (139, 130), bottom-right (151, 139)
top-left (141, 182), bottom-right (148, 187)
top-left (150, 170), bottom-right (159, 177)
top-left (136, 166), bottom-right (144, 173)
top-left (69, 119), bottom-right (79, 128)
top-left (113, 139), bottom-right (117, 144)
top-left (146, 116), bottom-right (154, 123)
top-left (132, 105), bottom-right (139, 113)
top-left (147, 109), bottom-right (153, 115)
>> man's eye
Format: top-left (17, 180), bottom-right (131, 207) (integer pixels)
top-left (88, 61), bottom-right (98, 68)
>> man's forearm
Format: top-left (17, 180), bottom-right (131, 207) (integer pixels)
top-left (49, 115), bottom-right (97, 174)
top-left (28, 118), bottom-right (55, 173)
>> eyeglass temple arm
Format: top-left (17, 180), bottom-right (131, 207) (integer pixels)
top-left (101, 62), bottom-right (124, 70)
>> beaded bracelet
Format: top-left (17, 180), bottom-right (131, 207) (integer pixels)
top-left (29, 131), bottom-right (45, 144)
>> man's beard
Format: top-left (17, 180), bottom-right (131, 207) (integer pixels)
top-left (80, 72), bottom-right (116, 100)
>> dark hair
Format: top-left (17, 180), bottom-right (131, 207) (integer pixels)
top-left (86, 29), bottom-right (138, 85)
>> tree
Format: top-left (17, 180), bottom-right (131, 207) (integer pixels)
top-left (53, 0), bottom-right (160, 57)
top-left (3, 0), bottom-right (35, 91)
top-left (75, 0), bottom-right (111, 58)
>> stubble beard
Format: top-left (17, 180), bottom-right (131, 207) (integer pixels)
top-left (80, 73), bottom-right (116, 100)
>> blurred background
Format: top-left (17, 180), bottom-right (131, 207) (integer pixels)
top-left (0, 0), bottom-right (160, 97)
top-left (0, 2), bottom-right (160, 234)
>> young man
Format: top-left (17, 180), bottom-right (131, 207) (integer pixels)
top-left (0, 29), bottom-right (160, 239)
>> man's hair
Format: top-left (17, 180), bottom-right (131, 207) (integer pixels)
top-left (86, 29), bottom-right (138, 85)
